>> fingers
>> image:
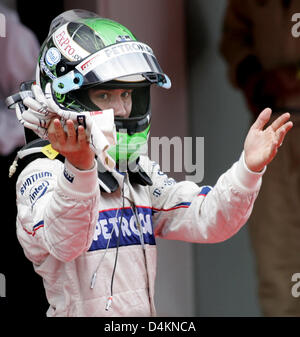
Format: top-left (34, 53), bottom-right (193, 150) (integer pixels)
top-left (66, 119), bottom-right (77, 145)
top-left (251, 107), bottom-right (272, 131)
top-left (23, 96), bottom-right (48, 114)
top-left (270, 112), bottom-right (291, 132)
top-left (32, 84), bottom-right (48, 106)
top-left (48, 119), bottom-right (88, 150)
top-left (251, 109), bottom-right (293, 142)
top-left (24, 87), bottom-right (55, 117)
top-left (21, 109), bottom-right (51, 128)
top-left (48, 119), bottom-right (66, 146)
top-left (276, 121), bottom-right (293, 147)
top-left (269, 112), bottom-right (293, 147)
top-left (16, 104), bottom-right (49, 139)
top-left (44, 83), bottom-right (65, 115)
top-left (76, 125), bottom-right (89, 152)
top-left (15, 104), bottom-right (23, 124)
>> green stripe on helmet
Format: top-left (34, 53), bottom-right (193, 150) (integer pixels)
top-left (80, 18), bottom-right (137, 46)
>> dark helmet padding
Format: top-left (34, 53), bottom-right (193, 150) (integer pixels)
top-left (69, 83), bottom-right (150, 118)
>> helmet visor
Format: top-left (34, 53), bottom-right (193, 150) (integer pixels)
top-left (52, 41), bottom-right (171, 94)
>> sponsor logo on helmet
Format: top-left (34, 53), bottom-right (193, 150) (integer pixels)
top-left (104, 42), bottom-right (154, 58)
top-left (80, 54), bottom-right (98, 72)
top-left (40, 58), bottom-right (57, 80)
top-left (45, 47), bottom-right (61, 67)
top-left (53, 24), bottom-right (89, 62)
top-left (116, 35), bottom-right (132, 42)
top-left (79, 41), bottom-right (154, 75)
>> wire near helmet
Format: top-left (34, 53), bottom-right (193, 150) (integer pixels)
top-left (36, 9), bottom-right (171, 162)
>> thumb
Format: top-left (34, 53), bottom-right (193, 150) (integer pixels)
top-left (251, 107), bottom-right (272, 131)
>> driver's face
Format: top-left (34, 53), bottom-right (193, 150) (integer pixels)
top-left (88, 88), bottom-right (133, 118)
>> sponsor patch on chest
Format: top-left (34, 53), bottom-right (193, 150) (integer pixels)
top-left (89, 206), bottom-right (155, 251)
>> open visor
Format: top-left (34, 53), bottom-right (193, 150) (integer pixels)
top-left (52, 41), bottom-right (171, 94)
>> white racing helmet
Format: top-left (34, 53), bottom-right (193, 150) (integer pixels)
top-left (37, 9), bottom-right (171, 162)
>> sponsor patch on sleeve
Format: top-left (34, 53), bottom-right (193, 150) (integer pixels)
top-left (63, 167), bottom-right (74, 183)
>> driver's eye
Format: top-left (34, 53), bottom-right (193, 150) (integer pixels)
top-left (99, 93), bottom-right (108, 100)
top-left (121, 90), bottom-right (132, 99)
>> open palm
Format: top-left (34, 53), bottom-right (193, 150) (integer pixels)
top-left (244, 108), bottom-right (293, 172)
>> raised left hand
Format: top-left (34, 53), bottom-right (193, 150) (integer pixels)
top-left (244, 108), bottom-right (293, 172)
